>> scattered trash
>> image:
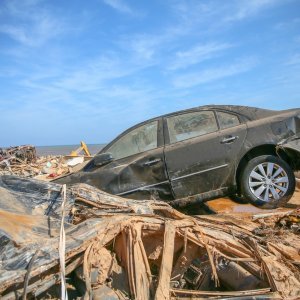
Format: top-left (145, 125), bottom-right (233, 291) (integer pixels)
top-left (0, 145), bottom-right (89, 179)
top-left (0, 175), bottom-right (299, 299)
top-left (67, 156), bottom-right (85, 167)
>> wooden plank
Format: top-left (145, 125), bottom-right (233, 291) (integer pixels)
top-left (154, 221), bottom-right (176, 300)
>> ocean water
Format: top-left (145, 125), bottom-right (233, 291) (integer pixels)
top-left (36, 144), bottom-right (106, 156)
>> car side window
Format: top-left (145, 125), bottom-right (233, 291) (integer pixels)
top-left (217, 111), bottom-right (240, 129)
top-left (107, 121), bottom-right (158, 160)
top-left (167, 111), bottom-right (218, 144)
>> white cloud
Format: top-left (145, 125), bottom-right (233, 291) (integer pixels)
top-left (170, 0), bottom-right (282, 28)
top-left (124, 34), bottom-right (163, 61)
top-left (16, 51), bottom-right (152, 95)
top-left (285, 54), bottom-right (300, 66)
top-left (36, 55), bottom-right (131, 92)
top-left (118, 3), bottom-right (228, 64)
top-left (102, 0), bottom-right (134, 15)
top-left (169, 42), bottom-right (234, 70)
top-left (274, 18), bottom-right (300, 30)
top-left (0, 17), bottom-right (63, 47)
top-left (0, 0), bottom-right (67, 47)
top-left (0, 25), bottom-right (30, 45)
top-left (225, 0), bottom-right (280, 22)
top-left (172, 58), bottom-right (258, 88)
top-left (170, 1), bottom-right (217, 23)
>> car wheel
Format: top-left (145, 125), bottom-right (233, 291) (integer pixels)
top-left (241, 155), bottom-right (295, 208)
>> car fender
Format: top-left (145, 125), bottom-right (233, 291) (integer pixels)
top-left (277, 134), bottom-right (300, 170)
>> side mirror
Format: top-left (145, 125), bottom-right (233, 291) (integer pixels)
top-left (93, 153), bottom-right (113, 167)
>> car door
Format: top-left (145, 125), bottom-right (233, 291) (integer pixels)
top-left (83, 118), bottom-right (172, 200)
top-left (163, 110), bottom-right (246, 198)
top-left (215, 110), bottom-right (247, 184)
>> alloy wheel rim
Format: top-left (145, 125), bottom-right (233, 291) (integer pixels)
top-left (248, 162), bottom-right (289, 202)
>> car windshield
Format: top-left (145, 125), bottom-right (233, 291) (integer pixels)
top-left (106, 121), bottom-right (158, 160)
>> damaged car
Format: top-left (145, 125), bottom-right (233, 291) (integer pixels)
top-left (55, 105), bottom-right (300, 208)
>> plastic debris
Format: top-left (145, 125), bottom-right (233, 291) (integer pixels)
top-left (67, 156), bottom-right (85, 167)
top-left (0, 175), bottom-right (299, 299)
top-left (0, 145), bottom-right (86, 179)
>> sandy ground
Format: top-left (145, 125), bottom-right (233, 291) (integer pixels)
top-left (207, 186), bottom-right (300, 214)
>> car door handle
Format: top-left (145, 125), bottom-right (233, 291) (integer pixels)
top-left (143, 158), bottom-right (161, 166)
top-left (220, 136), bottom-right (238, 144)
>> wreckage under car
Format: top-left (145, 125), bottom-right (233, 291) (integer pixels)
top-left (1, 175), bottom-right (300, 299)
top-left (55, 105), bottom-right (300, 208)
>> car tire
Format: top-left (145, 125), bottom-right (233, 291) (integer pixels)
top-left (241, 155), bottom-right (295, 209)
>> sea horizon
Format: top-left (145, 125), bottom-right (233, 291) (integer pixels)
top-left (35, 144), bottom-right (106, 156)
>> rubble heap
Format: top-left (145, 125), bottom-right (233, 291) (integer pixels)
top-left (0, 145), bottom-right (73, 178)
top-left (0, 175), bottom-right (299, 299)
top-left (0, 145), bottom-right (37, 163)
top-left (0, 145), bottom-right (37, 175)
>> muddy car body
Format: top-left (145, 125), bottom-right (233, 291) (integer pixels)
top-left (56, 105), bottom-right (300, 208)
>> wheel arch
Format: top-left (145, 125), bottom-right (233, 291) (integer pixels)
top-left (235, 144), bottom-right (291, 194)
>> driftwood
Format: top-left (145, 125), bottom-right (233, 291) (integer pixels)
top-left (0, 175), bottom-right (300, 299)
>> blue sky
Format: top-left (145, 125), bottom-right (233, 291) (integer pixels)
top-left (0, 0), bottom-right (299, 146)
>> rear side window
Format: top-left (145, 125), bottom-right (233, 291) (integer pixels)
top-left (217, 111), bottom-right (240, 129)
top-left (107, 121), bottom-right (158, 160)
top-left (167, 111), bottom-right (218, 144)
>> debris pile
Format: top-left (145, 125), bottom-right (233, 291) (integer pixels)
top-left (0, 145), bottom-right (37, 175)
top-left (0, 175), bottom-right (299, 299)
top-left (0, 145), bottom-right (37, 162)
top-left (0, 145), bottom-right (84, 178)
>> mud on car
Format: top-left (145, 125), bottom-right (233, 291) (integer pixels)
top-left (55, 105), bottom-right (300, 209)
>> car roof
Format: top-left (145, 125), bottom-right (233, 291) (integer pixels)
top-left (144, 104), bottom-right (276, 122)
